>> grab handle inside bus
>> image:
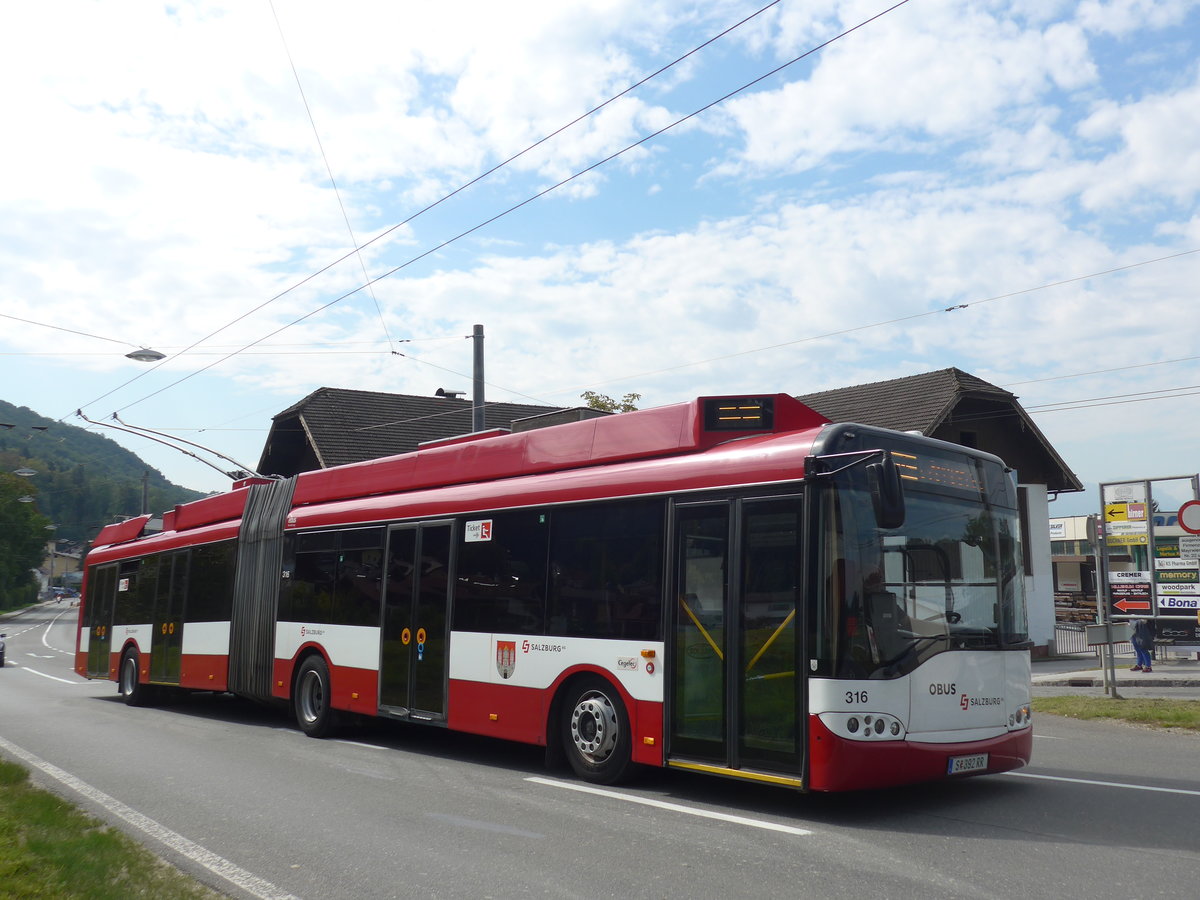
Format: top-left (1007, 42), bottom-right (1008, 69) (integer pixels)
top-left (868, 453), bottom-right (905, 530)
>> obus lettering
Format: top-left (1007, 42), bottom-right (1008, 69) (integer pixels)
top-left (929, 683), bottom-right (957, 696)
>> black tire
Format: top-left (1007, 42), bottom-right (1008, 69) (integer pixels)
top-left (561, 676), bottom-right (636, 785)
top-left (295, 655), bottom-right (338, 738)
top-left (119, 650), bottom-right (154, 707)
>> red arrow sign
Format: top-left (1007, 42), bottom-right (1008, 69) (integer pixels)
top-left (1114, 598), bottom-right (1152, 613)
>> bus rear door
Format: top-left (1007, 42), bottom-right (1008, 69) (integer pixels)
top-left (85, 565), bottom-right (117, 678)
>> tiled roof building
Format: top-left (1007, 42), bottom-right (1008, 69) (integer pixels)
top-left (257, 387), bottom-right (565, 477)
top-left (797, 367), bottom-right (1081, 492)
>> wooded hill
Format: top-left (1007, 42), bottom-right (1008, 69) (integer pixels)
top-left (0, 398), bottom-right (208, 545)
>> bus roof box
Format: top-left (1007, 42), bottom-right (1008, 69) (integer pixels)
top-left (93, 514), bottom-right (154, 547)
top-left (171, 488), bottom-right (253, 531)
top-left (290, 395), bottom-right (828, 508)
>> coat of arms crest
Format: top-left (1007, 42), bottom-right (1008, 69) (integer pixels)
top-left (496, 640), bottom-right (517, 679)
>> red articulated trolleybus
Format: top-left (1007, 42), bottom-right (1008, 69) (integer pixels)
top-left (75, 394), bottom-right (1032, 791)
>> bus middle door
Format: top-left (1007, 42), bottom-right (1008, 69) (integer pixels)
top-left (150, 551), bottom-right (188, 684)
top-left (379, 522), bottom-right (452, 721)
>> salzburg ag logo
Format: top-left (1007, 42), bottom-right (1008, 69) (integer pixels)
top-left (960, 694), bottom-right (1004, 711)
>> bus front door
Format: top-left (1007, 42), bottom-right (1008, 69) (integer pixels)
top-left (150, 551), bottom-right (188, 684)
top-left (379, 522), bottom-right (452, 721)
top-left (669, 497), bottom-right (804, 782)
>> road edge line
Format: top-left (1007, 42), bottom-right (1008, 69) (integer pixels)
top-left (0, 735), bottom-right (301, 900)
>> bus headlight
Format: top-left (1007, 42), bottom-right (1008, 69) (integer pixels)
top-left (820, 712), bottom-right (906, 742)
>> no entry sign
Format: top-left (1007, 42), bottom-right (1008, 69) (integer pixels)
top-left (1179, 500), bottom-right (1200, 535)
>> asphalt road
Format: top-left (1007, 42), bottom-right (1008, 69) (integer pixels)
top-left (3, 602), bottom-right (1198, 900)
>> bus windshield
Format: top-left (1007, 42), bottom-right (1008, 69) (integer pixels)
top-left (814, 450), bottom-right (1027, 680)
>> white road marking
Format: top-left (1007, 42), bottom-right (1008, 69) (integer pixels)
top-left (1003, 770), bottom-right (1200, 796)
top-left (331, 739), bottom-right (390, 751)
top-left (44, 608), bottom-right (78, 655)
top-left (15, 666), bottom-right (87, 685)
top-left (526, 776), bottom-right (813, 835)
top-left (0, 735), bottom-right (302, 900)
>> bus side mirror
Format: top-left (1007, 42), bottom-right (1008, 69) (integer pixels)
top-left (868, 454), bottom-right (905, 530)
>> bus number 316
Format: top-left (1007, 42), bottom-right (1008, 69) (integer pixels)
top-left (845, 690), bottom-right (868, 704)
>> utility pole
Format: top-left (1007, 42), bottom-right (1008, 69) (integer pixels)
top-left (472, 324), bottom-right (485, 433)
top-left (142, 470), bottom-right (149, 515)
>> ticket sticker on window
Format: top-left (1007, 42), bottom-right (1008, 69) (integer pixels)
top-left (465, 520), bottom-right (493, 542)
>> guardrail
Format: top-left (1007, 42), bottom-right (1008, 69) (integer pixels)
top-left (1054, 623), bottom-right (1131, 657)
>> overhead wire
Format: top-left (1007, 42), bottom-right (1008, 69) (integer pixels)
top-left (46, 0), bottom-right (1195, 458)
top-left (65, 0), bottom-right (789, 418)
top-left (105, 0), bottom-right (914, 417)
top-left (906, 383), bottom-right (1200, 430)
top-left (0, 310), bottom-right (154, 350)
top-left (1001, 354), bottom-right (1200, 387)
top-left (342, 243), bottom-right (1200, 435)
top-left (529, 247), bottom-right (1200, 399)
top-left (268, 0), bottom-right (394, 352)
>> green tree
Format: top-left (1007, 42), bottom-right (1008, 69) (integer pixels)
top-left (0, 473), bottom-right (51, 610)
top-left (581, 391), bottom-right (642, 413)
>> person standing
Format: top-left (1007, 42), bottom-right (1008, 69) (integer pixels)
top-left (1130, 618), bottom-right (1154, 673)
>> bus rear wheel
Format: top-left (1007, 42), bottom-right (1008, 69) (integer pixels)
top-left (561, 676), bottom-right (635, 785)
top-left (295, 655), bottom-right (338, 738)
top-left (119, 650), bottom-right (153, 707)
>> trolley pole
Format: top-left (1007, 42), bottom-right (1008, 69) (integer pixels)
top-left (472, 324), bottom-right (485, 433)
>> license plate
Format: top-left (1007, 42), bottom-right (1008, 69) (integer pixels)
top-left (947, 753), bottom-right (988, 775)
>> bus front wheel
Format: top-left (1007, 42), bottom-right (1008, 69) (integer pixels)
top-left (561, 676), bottom-right (635, 785)
top-left (119, 650), bottom-right (153, 707)
top-left (295, 655), bottom-right (338, 738)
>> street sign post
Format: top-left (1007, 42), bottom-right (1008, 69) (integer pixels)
top-left (1098, 476), bottom-right (1200, 682)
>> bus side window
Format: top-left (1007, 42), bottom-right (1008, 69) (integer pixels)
top-left (453, 511), bottom-right (548, 634)
top-left (547, 500), bottom-right (663, 641)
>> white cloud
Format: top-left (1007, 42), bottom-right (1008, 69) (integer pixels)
top-left (719, 1), bottom-right (1096, 175)
top-left (1076, 65), bottom-right (1200, 210)
top-left (1076, 0), bottom-right (1198, 35)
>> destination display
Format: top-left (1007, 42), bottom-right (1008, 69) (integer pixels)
top-left (891, 450), bottom-right (982, 494)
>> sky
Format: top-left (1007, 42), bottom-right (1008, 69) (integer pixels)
top-left (1, 0), bottom-right (1198, 518)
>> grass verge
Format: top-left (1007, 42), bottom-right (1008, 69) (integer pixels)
top-left (1033, 696), bottom-right (1200, 731)
top-left (0, 757), bottom-right (222, 900)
